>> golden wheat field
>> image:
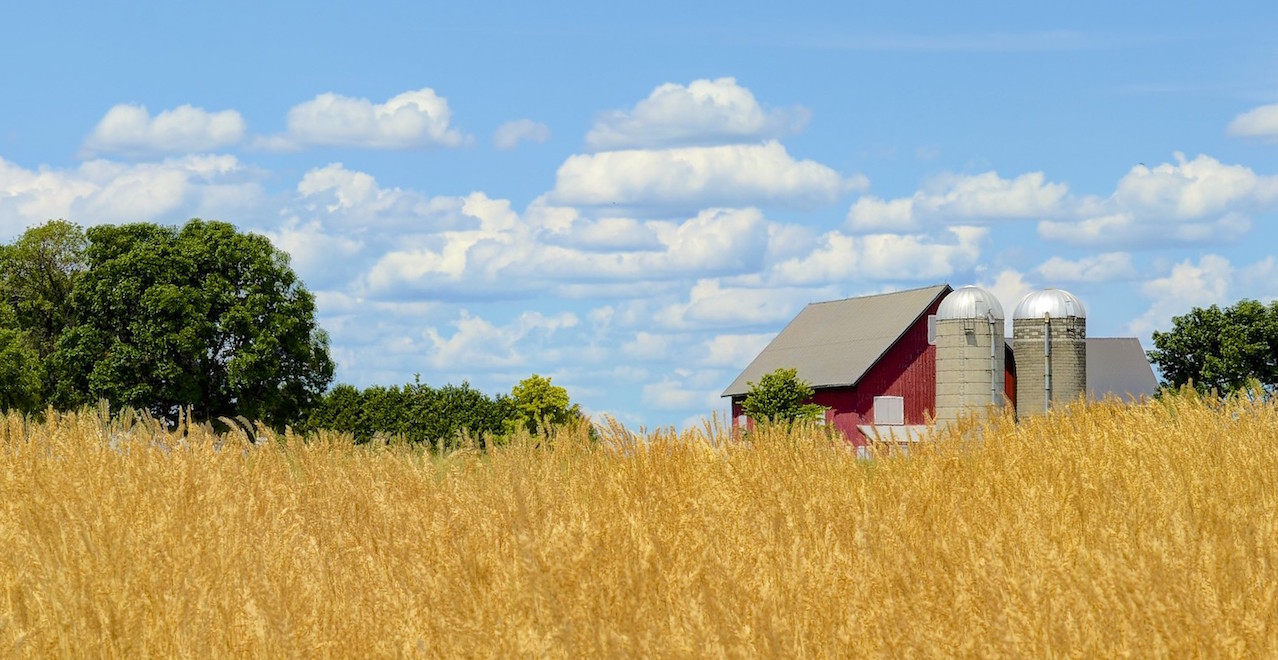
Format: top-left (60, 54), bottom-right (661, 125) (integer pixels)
top-left (2, 394), bottom-right (1278, 657)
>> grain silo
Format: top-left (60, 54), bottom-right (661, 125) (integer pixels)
top-left (1012, 289), bottom-right (1087, 418)
top-left (935, 286), bottom-right (1006, 424)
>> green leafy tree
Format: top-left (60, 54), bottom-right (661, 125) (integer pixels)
top-left (508, 374), bottom-right (582, 435)
top-left (1148, 299), bottom-right (1278, 395)
top-left (305, 378), bottom-right (514, 447)
top-left (740, 367), bottom-right (826, 424)
top-left (0, 220), bottom-right (87, 402)
top-left (51, 219), bottom-right (334, 427)
top-left (304, 383), bottom-right (367, 437)
top-left (0, 302), bottom-right (43, 413)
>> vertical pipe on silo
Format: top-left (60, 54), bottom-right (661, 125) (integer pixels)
top-left (989, 313), bottom-right (998, 406)
top-left (1043, 312), bottom-right (1052, 413)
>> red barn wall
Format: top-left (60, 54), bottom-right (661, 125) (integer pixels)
top-left (818, 302), bottom-right (940, 446)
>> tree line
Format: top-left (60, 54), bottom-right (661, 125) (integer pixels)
top-left (0, 219), bottom-right (583, 442)
top-left (301, 373), bottom-right (585, 446)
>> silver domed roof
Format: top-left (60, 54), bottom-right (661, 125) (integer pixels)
top-left (1013, 288), bottom-right (1086, 320)
top-left (936, 285), bottom-right (1004, 320)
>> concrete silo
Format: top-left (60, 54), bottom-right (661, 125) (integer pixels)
top-left (1012, 289), bottom-right (1087, 418)
top-left (934, 286), bottom-right (1006, 424)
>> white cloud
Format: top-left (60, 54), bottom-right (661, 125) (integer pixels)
top-left (1228, 102), bottom-right (1278, 139)
top-left (1039, 153), bottom-right (1278, 248)
top-left (81, 103), bottom-right (246, 157)
top-left (0, 154), bottom-right (258, 237)
top-left (657, 279), bottom-right (836, 330)
top-left (641, 377), bottom-right (724, 412)
top-left (977, 269), bottom-right (1035, 328)
top-left (586, 77), bottom-right (809, 150)
top-left (770, 226), bottom-right (987, 285)
top-left (1128, 255), bottom-right (1234, 335)
top-left (1035, 252), bottom-right (1135, 283)
top-left (423, 310), bottom-right (579, 370)
top-left (847, 154), bottom-right (1278, 249)
top-left (262, 218), bottom-right (364, 289)
top-left (362, 206), bottom-right (770, 298)
top-left (543, 216), bottom-right (663, 252)
top-left (622, 332), bottom-right (675, 360)
top-left (260, 88), bottom-right (465, 150)
top-left (847, 171), bottom-right (1069, 231)
top-left (1111, 153), bottom-right (1278, 218)
top-left (292, 163), bottom-right (479, 233)
top-left (700, 333), bottom-right (776, 368)
top-left (493, 119), bottom-right (550, 149)
top-left (1239, 258), bottom-right (1278, 299)
top-left (549, 141), bottom-right (861, 209)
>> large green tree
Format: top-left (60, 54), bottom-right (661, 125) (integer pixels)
top-left (740, 367), bottom-right (826, 424)
top-left (0, 301), bottom-right (43, 412)
top-left (1148, 299), bottom-right (1278, 395)
top-left (51, 219), bottom-right (334, 426)
top-left (0, 220), bottom-right (87, 403)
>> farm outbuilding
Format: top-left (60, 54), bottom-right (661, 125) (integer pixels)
top-left (723, 284), bottom-right (1158, 451)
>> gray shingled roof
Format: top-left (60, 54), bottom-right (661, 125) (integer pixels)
top-left (1086, 337), bottom-right (1158, 401)
top-left (722, 284), bottom-right (950, 398)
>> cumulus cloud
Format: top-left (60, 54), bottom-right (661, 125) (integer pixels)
top-left (493, 119), bottom-right (550, 149)
top-left (362, 206), bottom-right (771, 299)
top-left (313, 305), bottom-right (587, 391)
top-left (848, 154), bottom-right (1278, 249)
top-left (542, 216), bottom-right (663, 252)
top-left (0, 154), bottom-right (260, 237)
top-left (641, 375), bottom-right (725, 412)
top-left (770, 226), bottom-right (987, 285)
top-left (292, 162), bottom-right (471, 232)
top-left (81, 103), bottom-right (246, 157)
top-left (1129, 253), bottom-right (1278, 333)
top-left (586, 77), bottom-right (809, 150)
top-left (656, 279), bottom-right (837, 330)
top-left (977, 269), bottom-right (1036, 326)
top-left (1035, 252), bottom-right (1135, 283)
top-left (623, 332), bottom-right (676, 360)
top-left (259, 88), bottom-right (466, 150)
top-left (422, 310), bottom-right (579, 369)
top-left (549, 141), bottom-right (862, 210)
top-left (1038, 153), bottom-right (1278, 248)
top-left (699, 333), bottom-right (776, 368)
top-left (1128, 255), bottom-right (1234, 335)
top-left (1228, 102), bottom-right (1278, 139)
top-left (1111, 153), bottom-right (1278, 218)
top-left (261, 218), bottom-right (364, 289)
top-left (1037, 212), bottom-right (1251, 247)
top-left (847, 171), bottom-right (1069, 231)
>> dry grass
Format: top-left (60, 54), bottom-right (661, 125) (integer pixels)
top-left (3, 393), bottom-right (1278, 657)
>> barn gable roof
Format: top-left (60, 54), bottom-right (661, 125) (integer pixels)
top-left (1085, 337), bottom-right (1158, 401)
top-left (722, 284), bottom-right (950, 398)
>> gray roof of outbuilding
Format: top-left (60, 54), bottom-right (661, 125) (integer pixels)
top-left (722, 284), bottom-right (950, 398)
top-left (1086, 337), bottom-right (1158, 401)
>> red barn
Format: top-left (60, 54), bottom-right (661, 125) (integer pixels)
top-left (722, 284), bottom-right (1015, 450)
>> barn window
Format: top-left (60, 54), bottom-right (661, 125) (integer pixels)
top-left (927, 315), bottom-right (937, 345)
top-left (873, 396), bottom-right (905, 425)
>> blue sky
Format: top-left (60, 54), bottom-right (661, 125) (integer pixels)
top-left (3, 2), bottom-right (1277, 428)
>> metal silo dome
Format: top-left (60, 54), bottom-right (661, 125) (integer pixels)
top-left (1013, 288), bottom-right (1086, 320)
top-left (934, 285), bottom-right (1007, 424)
top-left (937, 285), bottom-right (1005, 320)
